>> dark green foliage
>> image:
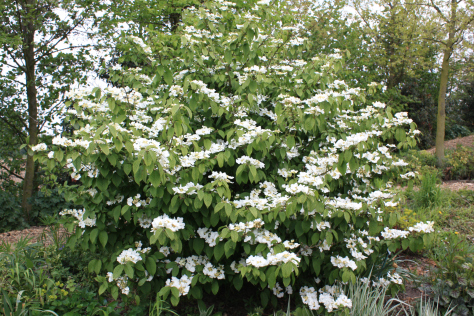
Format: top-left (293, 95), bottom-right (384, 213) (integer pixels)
top-left (29, 189), bottom-right (74, 225)
top-left (0, 188), bottom-right (73, 233)
top-left (445, 124), bottom-right (472, 141)
top-left (428, 233), bottom-right (474, 316)
top-left (448, 79), bottom-right (474, 132)
top-left (0, 188), bottom-right (26, 233)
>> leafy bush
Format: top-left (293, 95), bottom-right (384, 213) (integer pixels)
top-left (444, 146), bottom-right (474, 180)
top-left (445, 124), bottom-right (471, 141)
top-left (428, 233), bottom-right (474, 316)
top-left (0, 189), bottom-right (26, 233)
top-left (0, 186), bottom-right (73, 233)
top-left (397, 145), bottom-right (474, 181)
top-left (0, 235), bottom-right (105, 315)
top-left (35, 0), bottom-right (434, 313)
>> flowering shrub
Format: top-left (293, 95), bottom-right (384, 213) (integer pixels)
top-left (35, 0), bottom-right (434, 313)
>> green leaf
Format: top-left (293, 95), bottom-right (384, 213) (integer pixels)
top-left (204, 193), bottom-right (213, 208)
top-left (249, 80), bottom-right (257, 93)
top-left (150, 170), bottom-right (161, 187)
top-left (225, 50), bottom-right (232, 63)
top-left (146, 257), bottom-right (156, 275)
top-left (287, 136), bottom-right (295, 149)
top-left (111, 286), bottom-right (118, 300)
top-left (90, 228), bottom-right (99, 243)
top-left (214, 242), bottom-right (225, 261)
top-left (99, 231), bottom-right (108, 248)
top-left (164, 69), bottom-right (173, 85)
top-left (88, 259), bottom-right (96, 273)
top-left (233, 276), bottom-right (243, 290)
top-left (99, 282), bottom-right (108, 295)
top-left (281, 263), bottom-right (293, 278)
top-left (344, 150), bottom-right (352, 163)
top-left (113, 265), bottom-right (124, 279)
top-left (194, 238), bottom-right (205, 254)
top-left (212, 281), bottom-right (219, 295)
top-left (124, 263), bottom-right (134, 279)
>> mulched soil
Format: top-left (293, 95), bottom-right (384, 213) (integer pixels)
top-left (0, 225), bottom-right (69, 247)
top-left (440, 180), bottom-right (474, 191)
top-left (425, 134), bottom-right (474, 154)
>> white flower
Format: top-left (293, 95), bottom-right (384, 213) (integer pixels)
top-left (209, 171), bottom-right (234, 183)
top-left (121, 286), bottom-right (130, 295)
top-left (330, 255), bottom-right (357, 270)
top-left (165, 275), bottom-right (193, 296)
top-left (151, 215), bottom-right (185, 232)
top-left (236, 155), bottom-right (265, 168)
top-left (117, 249), bottom-right (142, 264)
top-left (300, 286), bottom-right (320, 310)
top-left (31, 143), bottom-right (47, 151)
top-left (408, 221), bottom-right (434, 233)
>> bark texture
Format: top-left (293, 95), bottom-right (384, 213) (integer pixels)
top-left (20, 0), bottom-right (38, 220)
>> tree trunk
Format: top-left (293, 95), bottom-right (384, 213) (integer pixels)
top-left (435, 0), bottom-right (457, 168)
top-left (435, 49), bottom-right (450, 167)
top-left (20, 0), bottom-right (38, 221)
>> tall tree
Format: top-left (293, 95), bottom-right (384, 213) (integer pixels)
top-left (0, 0), bottom-right (96, 218)
top-left (423, 0), bottom-right (474, 166)
top-left (350, 0), bottom-right (437, 90)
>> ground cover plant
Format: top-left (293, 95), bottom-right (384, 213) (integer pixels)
top-left (29, 0), bottom-right (439, 313)
top-left (391, 167), bottom-right (474, 316)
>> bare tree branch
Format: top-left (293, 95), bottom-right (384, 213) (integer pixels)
top-left (0, 163), bottom-right (24, 180)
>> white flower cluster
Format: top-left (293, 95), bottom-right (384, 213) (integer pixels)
top-left (106, 194), bottom-right (124, 206)
top-left (400, 171), bottom-right (416, 179)
top-left (208, 171), bottom-right (234, 183)
top-left (330, 255), bottom-right (358, 270)
top-left (127, 194), bottom-right (151, 208)
top-left (129, 35), bottom-right (152, 54)
top-left (138, 214), bottom-right (153, 228)
top-left (31, 143), bottom-right (47, 151)
top-left (203, 262), bottom-right (225, 279)
top-left (282, 183), bottom-right (314, 196)
top-left (197, 227), bottom-right (220, 247)
top-left (300, 286), bottom-right (320, 310)
top-left (228, 219), bottom-right (265, 232)
top-left (246, 250), bottom-right (301, 268)
top-left (59, 209), bottom-right (96, 228)
top-left (283, 240), bottom-right (299, 249)
top-left (236, 155), bottom-right (265, 168)
top-left (381, 227), bottom-right (410, 239)
top-left (270, 282), bottom-right (293, 298)
top-left (231, 184), bottom-right (289, 211)
top-left (318, 285), bottom-right (352, 312)
top-left (107, 273), bottom-right (129, 295)
top-left (165, 275), bottom-right (193, 296)
top-left (408, 221), bottom-right (434, 233)
top-left (173, 182), bottom-right (203, 195)
top-left (151, 215), bottom-right (185, 233)
top-left (116, 248), bottom-right (142, 265)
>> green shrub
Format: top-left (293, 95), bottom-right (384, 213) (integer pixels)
top-left (445, 124), bottom-right (471, 141)
top-left (28, 189), bottom-right (74, 224)
top-left (0, 186), bottom-right (73, 233)
top-left (0, 236), bottom-right (104, 315)
top-left (0, 189), bottom-right (26, 233)
top-left (35, 0), bottom-right (434, 313)
top-left (444, 146), bottom-right (474, 180)
top-left (428, 233), bottom-right (474, 315)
